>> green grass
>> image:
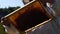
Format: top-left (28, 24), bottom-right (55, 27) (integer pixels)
top-left (0, 23), bottom-right (7, 34)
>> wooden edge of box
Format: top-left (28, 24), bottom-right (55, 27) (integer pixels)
top-left (3, 0), bottom-right (36, 18)
top-left (25, 18), bottom-right (52, 33)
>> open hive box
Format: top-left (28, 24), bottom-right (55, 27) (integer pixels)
top-left (1, 0), bottom-right (52, 34)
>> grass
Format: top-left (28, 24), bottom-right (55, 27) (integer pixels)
top-left (0, 23), bottom-right (7, 34)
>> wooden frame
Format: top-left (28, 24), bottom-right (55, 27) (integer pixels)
top-left (1, 0), bottom-right (52, 33)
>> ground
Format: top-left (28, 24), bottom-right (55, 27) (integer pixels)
top-left (0, 23), bottom-right (7, 34)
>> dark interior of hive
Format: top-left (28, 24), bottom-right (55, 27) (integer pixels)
top-left (9, 1), bottom-right (51, 32)
top-left (15, 7), bottom-right (50, 31)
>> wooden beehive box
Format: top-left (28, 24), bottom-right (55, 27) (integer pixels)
top-left (1, 0), bottom-right (52, 34)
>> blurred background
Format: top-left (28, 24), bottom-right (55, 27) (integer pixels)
top-left (0, 0), bottom-right (60, 34)
top-left (53, 0), bottom-right (60, 16)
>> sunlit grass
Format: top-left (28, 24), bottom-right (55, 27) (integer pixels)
top-left (0, 23), bottom-right (7, 34)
